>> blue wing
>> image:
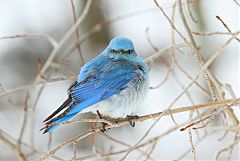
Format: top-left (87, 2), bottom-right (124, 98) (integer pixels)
top-left (42, 56), bottom-right (139, 133)
top-left (67, 58), bottom-right (139, 115)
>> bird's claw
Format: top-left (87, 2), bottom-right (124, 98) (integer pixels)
top-left (99, 122), bottom-right (108, 133)
top-left (127, 115), bottom-right (139, 127)
top-left (96, 110), bottom-right (109, 133)
top-left (129, 121), bottom-right (135, 127)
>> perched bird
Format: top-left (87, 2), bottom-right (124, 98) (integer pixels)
top-left (42, 37), bottom-right (149, 133)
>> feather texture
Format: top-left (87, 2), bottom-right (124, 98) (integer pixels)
top-left (42, 37), bottom-right (149, 133)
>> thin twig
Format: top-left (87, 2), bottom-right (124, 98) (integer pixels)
top-left (72, 142), bottom-right (77, 161)
top-left (0, 133), bottom-right (27, 161)
top-left (37, 98), bottom-right (238, 160)
top-left (214, 136), bottom-right (240, 161)
top-left (101, 133), bottom-right (154, 161)
top-left (144, 43), bottom-right (187, 65)
top-left (17, 92), bottom-right (30, 152)
top-left (178, 0), bottom-right (217, 101)
top-left (215, 15), bottom-right (240, 42)
top-left (38, 0), bottom-right (92, 77)
top-left (233, 0), bottom-right (240, 7)
top-left (186, 0), bottom-right (198, 23)
top-left (0, 33), bottom-right (58, 47)
top-left (70, 0), bottom-right (85, 65)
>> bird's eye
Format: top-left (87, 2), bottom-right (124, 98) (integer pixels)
top-left (111, 49), bottom-right (133, 54)
top-left (126, 50), bottom-right (133, 54)
top-left (111, 49), bottom-right (116, 53)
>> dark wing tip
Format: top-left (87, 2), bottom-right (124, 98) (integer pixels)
top-left (39, 126), bottom-right (48, 134)
top-left (40, 123), bottom-right (53, 134)
top-left (68, 81), bottom-right (78, 92)
top-left (43, 116), bottom-right (53, 123)
top-left (39, 126), bottom-right (45, 131)
top-left (43, 129), bottom-right (49, 134)
top-left (43, 96), bottom-right (73, 123)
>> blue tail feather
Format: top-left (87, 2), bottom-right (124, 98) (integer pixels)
top-left (43, 113), bottom-right (77, 134)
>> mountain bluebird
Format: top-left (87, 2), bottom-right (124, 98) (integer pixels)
top-left (42, 37), bottom-right (149, 133)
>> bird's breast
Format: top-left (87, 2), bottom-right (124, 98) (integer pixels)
top-left (86, 72), bottom-right (149, 119)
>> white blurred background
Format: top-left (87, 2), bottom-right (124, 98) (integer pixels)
top-left (0, 0), bottom-right (239, 160)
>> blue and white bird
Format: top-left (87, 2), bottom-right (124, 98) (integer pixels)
top-left (42, 37), bottom-right (149, 133)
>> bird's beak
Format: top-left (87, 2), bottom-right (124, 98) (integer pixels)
top-left (119, 49), bottom-right (124, 54)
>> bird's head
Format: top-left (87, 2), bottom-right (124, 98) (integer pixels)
top-left (106, 37), bottom-right (137, 58)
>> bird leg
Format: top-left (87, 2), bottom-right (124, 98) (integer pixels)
top-left (96, 110), bottom-right (108, 133)
top-left (127, 115), bottom-right (139, 127)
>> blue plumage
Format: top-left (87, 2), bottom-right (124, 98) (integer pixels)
top-left (42, 37), bottom-right (149, 133)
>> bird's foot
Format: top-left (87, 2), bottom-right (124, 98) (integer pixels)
top-left (99, 122), bottom-right (108, 133)
top-left (96, 110), bottom-right (103, 119)
top-left (96, 110), bottom-right (110, 133)
top-left (127, 115), bottom-right (139, 127)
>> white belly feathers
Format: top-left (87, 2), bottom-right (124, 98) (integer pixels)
top-left (81, 75), bottom-right (149, 119)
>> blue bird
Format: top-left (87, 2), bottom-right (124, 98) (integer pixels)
top-left (42, 37), bottom-right (149, 133)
